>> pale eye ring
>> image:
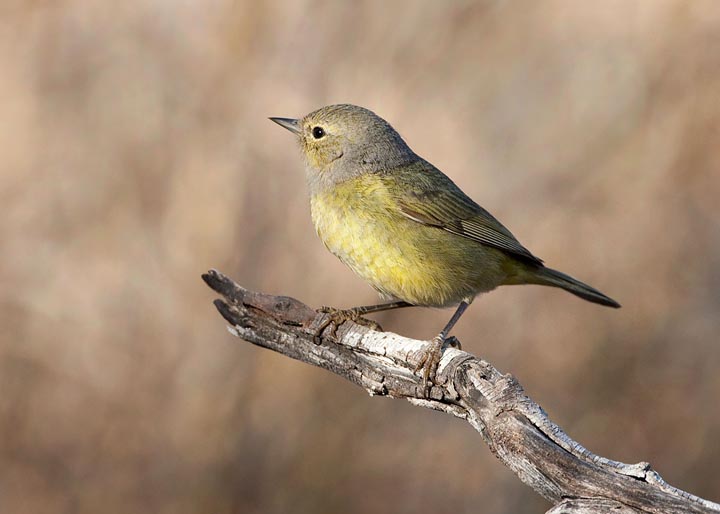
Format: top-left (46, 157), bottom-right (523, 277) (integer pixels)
top-left (312, 126), bottom-right (325, 139)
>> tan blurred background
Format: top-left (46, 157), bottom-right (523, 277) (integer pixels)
top-left (2, 1), bottom-right (719, 512)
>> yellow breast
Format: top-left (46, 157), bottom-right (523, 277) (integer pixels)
top-left (309, 174), bottom-right (505, 307)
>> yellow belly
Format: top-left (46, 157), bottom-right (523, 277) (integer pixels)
top-left (310, 175), bottom-right (507, 307)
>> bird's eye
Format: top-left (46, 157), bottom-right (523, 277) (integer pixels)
top-left (312, 126), bottom-right (325, 139)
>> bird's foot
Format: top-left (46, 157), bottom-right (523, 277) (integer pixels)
top-left (414, 335), bottom-right (461, 397)
top-left (445, 336), bottom-right (461, 351)
top-left (315, 306), bottom-right (383, 340)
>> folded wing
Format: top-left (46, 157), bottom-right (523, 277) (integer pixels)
top-left (390, 160), bottom-right (543, 266)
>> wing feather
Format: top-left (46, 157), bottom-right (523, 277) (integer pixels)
top-left (389, 160), bottom-right (543, 265)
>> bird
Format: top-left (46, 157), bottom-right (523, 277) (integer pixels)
top-left (270, 104), bottom-right (619, 391)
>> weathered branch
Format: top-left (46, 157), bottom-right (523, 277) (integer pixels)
top-left (203, 269), bottom-right (719, 514)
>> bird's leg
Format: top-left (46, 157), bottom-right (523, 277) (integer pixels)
top-left (414, 301), bottom-right (470, 396)
top-left (316, 301), bottom-right (413, 338)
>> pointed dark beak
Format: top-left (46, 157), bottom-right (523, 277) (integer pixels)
top-left (269, 117), bottom-right (301, 135)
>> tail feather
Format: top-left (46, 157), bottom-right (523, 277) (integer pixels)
top-left (531, 267), bottom-right (621, 308)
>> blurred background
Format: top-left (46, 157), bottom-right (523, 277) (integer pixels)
top-left (2, 1), bottom-right (719, 512)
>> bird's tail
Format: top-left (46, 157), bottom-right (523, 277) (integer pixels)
top-left (527, 266), bottom-right (621, 308)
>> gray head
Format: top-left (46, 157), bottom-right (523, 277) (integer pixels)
top-left (270, 104), bottom-right (417, 191)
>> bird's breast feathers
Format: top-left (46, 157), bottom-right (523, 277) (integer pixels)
top-left (309, 174), bottom-right (507, 306)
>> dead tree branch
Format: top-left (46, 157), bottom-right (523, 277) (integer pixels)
top-left (202, 269), bottom-right (719, 514)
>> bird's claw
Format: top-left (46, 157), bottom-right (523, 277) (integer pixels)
top-left (444, 336), bottom-right (461, 350)
top-left (412, 335), bottom-right (462, 397)
top-left (413, 334), bottom-right (448, 397)
top-left (315, 306), bottom-right (383, 341)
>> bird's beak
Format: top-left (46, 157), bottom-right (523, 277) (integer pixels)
top-left (269, 117), bottom-right (301, 135)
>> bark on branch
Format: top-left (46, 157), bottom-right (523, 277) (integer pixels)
top-left (202, 269), bottom-right (719, 514)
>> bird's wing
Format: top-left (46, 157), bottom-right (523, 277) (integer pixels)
top-left (389, 160), bottom-right (543, 265)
